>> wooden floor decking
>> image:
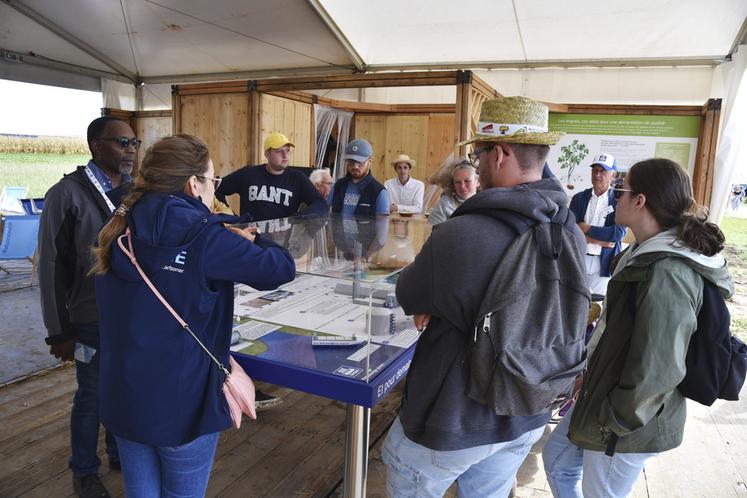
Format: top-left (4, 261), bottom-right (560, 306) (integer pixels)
top-left (2, 263), bottom-right (747, 497)
top-left (0, 365), bottom-right (405, 498)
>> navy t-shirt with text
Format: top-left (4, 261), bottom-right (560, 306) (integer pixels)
top-left (216, 164), bottom-right (327, 221)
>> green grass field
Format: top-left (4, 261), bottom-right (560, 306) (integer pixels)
top-left (0, 153), bottom-right (88, 198)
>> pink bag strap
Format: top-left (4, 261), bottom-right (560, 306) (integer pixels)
top-left (116, 228), bottom-right (231, 378)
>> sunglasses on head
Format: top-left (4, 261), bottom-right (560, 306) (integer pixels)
top-left (99, 136), bottom-right (142, 149)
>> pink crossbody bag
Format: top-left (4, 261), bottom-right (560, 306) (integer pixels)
top-left (117, 228), bottom-right (256, 428)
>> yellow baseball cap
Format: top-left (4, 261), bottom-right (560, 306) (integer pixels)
top-left (264, 132), bottom-right (294, 151)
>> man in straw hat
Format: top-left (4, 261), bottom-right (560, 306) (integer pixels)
top-left (385, 154), bottom-right (425, 214)
top-left (382, 96), bottom-right (588, 497)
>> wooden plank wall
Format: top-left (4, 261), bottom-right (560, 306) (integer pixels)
top-left (354, 113), bottom-right (455, 185)
top-left (259, 93), bottom-right (313, 167)
top-left (176, 93), bottom-right (250, 180)
top-left (135, 115), bottom-right (171, 159)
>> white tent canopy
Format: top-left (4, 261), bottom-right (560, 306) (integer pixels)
top-left (1, 0), bottom-right (744, 96)
top-left (1, 0), bottom-right (746, 217)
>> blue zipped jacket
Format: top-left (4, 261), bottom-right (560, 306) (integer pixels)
top-left (96, 192), bottom-right (295, 446)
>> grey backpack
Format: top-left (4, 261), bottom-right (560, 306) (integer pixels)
top-left (466, 206), bottom-right (590, 416)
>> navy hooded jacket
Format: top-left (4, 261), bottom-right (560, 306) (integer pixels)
top-left (96, 192), bottom-right (295, 446)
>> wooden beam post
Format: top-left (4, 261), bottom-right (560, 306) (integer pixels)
top-left (454, 70), bottom-right (472, 157)
top-left (692, 98), bottom-right (722, 207)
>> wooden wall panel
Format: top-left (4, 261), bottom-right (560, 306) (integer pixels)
top-left (426, 114), bottom-right (457, 177)
top-left (353, 114), bottom-right (447, 185)
top-left (383, 115), bottom-right (429, 183)
top-left (352, 114), bottom-right (387, 181)
top-left (135, 116), bottom-right (172, 160)
top-left (259, 93), bottom-right (313, 166)
top-left (177, 93), bottom-right (249, 179)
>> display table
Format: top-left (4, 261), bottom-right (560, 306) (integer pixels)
top-left (229, 213), bottom-right (431, 498)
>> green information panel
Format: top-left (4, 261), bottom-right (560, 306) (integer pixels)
top-left (549, 114), bottom-right (700, 138)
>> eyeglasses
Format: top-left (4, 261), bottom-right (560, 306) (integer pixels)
top-left (98, 137), bottom-right (142, 149)
top-left (610, 187), bottom-right (635, 199)
top-left (197, 175), bottom-right (222, 189)
top-left (468, 145), bottom-right (496, 165)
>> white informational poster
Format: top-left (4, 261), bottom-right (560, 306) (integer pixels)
top-left (547, 113), bottom-right (701, 193)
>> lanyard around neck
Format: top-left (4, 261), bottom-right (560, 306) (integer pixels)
top-left (84, 165), bottom-right (116, 213)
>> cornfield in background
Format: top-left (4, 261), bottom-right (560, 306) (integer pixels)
top-left (0, 135), bottom-right (88, 154)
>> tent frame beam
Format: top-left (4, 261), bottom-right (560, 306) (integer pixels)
top-left (306, 0), bottom-right (365, 72)
top-left (1, 48), bottom-right (133, 84)
top-left (367, 56), bottom-right (723, 72)
top-left (3, 0), bottom-right (137, 82)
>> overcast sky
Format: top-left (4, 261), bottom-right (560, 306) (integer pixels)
top-left (0, 79), bottom-right (101, 138)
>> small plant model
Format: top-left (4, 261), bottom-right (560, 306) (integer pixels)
top-left (557, 139), bottom-right (589, 189)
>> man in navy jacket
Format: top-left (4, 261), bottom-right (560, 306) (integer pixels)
top-left (569, 153), bottom-right (627, 295)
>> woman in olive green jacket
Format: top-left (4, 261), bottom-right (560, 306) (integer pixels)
top-left (544, 158), bottom-right (733, 498)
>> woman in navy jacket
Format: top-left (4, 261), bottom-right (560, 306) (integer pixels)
top-left (92, 134), bottom-right (295, 497)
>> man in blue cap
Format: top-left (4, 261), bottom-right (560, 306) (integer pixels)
top-left (329, 138), bottom-right (389, 217)
top-left (569, 153), bottom-right (627, 295)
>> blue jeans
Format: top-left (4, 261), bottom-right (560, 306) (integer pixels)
top-left (542, 406), bottom-right (658, 498)
top-left (69, 323), bottom-right (118, 476)
top-left (382, 416), bottom-right (544, 498)
top-left (543, 406), bottom-right (584, 498)
top-left (115, 432), bottom-right (219, 498)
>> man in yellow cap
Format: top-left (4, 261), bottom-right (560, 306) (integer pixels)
top-left (216, 131), bottom-right (326, 220)
top-left (381, 96), bottom-right (588, 497)
top-left (385, 154), bottom-right (425, 214)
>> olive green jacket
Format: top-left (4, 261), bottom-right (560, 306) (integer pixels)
top-left (568, 230), bottom-right (734, 453)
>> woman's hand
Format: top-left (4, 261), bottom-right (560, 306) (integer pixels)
top-left (227, 225), bottom-right (258, 242)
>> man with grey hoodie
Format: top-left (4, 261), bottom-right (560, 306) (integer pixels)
top-left (381, 96), bottom-right (588, 497)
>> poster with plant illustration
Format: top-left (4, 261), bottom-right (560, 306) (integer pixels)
top-left (557, 140), bottom-right (589, 190)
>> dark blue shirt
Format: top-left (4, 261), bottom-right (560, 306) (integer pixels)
top-left (216, 164), bottom-right (327, 220)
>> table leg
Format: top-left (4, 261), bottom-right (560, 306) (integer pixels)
top-left (343, 403), bottom-right (370, 498)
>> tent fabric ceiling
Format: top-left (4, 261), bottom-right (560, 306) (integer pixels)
top-left (322, 0), bottom-right (747, 66)
top-left (1, 0), bottom-right (745, 86)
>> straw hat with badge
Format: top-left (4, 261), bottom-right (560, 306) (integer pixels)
top-left (459, 96), bottom-right (563, 147)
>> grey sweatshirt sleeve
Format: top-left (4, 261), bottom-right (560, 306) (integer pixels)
top-left (37, 183), bottom-right (77, 344)
top-left (395, 234), bottom-right (436, 316)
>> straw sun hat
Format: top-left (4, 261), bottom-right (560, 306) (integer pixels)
top-left (458, 96), bottom-right (563, 146)
top-left (391, 154), bottom-right (416, 168)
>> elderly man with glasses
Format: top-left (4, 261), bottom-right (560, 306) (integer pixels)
top-left (38, 116), bottom-right (138, 497)
top-left (569, 153), bottom-right (627, 295)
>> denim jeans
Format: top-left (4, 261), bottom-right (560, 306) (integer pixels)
top-left (542, 406), bottom-right (658, 498)
top-left (69, 323), bottom-right (118, 476)
top-left (115, 432), bottom-right (219, 498)
top-left (543, 406), bottom-right (584, 498)
top-left (382, 416), bottom-right (544, 498)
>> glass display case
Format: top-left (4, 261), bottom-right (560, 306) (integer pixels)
top-left (229, 213), bottom-right (432, 404)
